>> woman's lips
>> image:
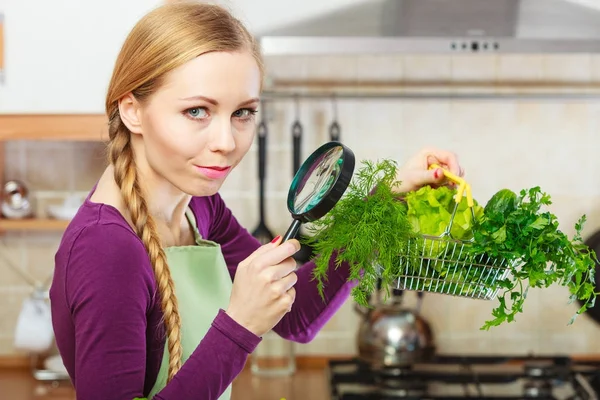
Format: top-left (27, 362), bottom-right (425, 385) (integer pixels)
top-left (194, 165), bottom-right (231, 180)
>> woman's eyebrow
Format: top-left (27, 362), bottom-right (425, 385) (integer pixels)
top-left (179, 95), bottom-right (260, 107)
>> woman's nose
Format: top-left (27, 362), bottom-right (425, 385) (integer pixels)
top-left (208, 118), bottom-right (236, 153)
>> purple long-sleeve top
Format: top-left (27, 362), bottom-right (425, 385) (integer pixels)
top-left (49, 191), bottom-right (355, 400)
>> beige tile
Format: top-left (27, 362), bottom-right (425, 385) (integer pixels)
top-left (33, 192), bottom-right (84, 219)
top-left (252, 331), bottom-right (296, 358)
top-left (538, 332), bottom-right (590, 354)
top-left (450, 55), bottom-right (499, 81)
top-left (402, 102), bottom-right (453, 152)
top-left (542, 55), bottom-right (592, 82)
top-left (0, 336), bottom-right (20, 355)
top-left (220, 191), bottom-right (290, 240)
top-left (582, 320), bottom-right (600, 352)
top-left (536, 285), bottom-right (593, 332)
top-left (495, 55), bottom-right (544, 81)
top-left (294, 334), bottom-right (356, 356)
top-left (577, 196), bottom-right (600, 237)
top-left (218, 195), bottom-right (258, 236)
top-left (26, 240), bottom-right (60, 286)
top-left (321, 298), bottom-right (360, 332)
top-left (545, 196), bottom-right (596, 238)
top-left (433, 334), bottom-right (499, 355)
top-left (0, 287), bottom-right (30, 339)
top-left (0, 238), bottom-right (29, 288)
top-left (23, 142), bottom-right (72, 191)
top-left (264, 149), bottom-right (295, 193)
top-left (263, 55), bottom-right (309, 81)
top-left (218, 162), bottom-right (249, 195)
top-left (590, 55), bottom-right (600, 82)
top-left (3, 141), bottom-right (26, 182)
top-left (402, 55), bottom-right (452, 81)
top-left (304, 55), bottom-right (358, 80)
top-left (72, 142), bottom-right (108, 191)
top-left (433, 284), bottom-right (539, 335)
top-left (485, 335), bottom-right (539, 355)
top-left (355, 55), bottom-right (403, 81)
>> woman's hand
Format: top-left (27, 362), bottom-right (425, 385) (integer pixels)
top-left (393, 147), bottom-right (464, 193)
top-left (226, 237), bottom-right (300, 337)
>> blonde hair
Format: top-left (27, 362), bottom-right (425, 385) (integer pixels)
top-left (105, 1), bottom-right (263, 382)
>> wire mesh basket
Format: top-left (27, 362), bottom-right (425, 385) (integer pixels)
top-left (393, 164), bottom-right (516, 301)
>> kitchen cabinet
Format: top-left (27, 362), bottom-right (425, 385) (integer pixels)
top-left (0, 0), bottom-right (161, 113)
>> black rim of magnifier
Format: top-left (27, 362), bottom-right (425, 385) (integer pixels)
top-left (287, 141), bottom-right (355, 224)
top-left (281, 141), bottom-right (355, 243)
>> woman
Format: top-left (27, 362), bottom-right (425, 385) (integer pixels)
top-left (49, 2), bottom-right (463, 400)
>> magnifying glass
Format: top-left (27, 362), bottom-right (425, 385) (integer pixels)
top-left (281, 141), bottom-right (356, 242)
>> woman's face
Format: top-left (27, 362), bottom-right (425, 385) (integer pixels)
top-left (134, 50), bottom-right (261, 197)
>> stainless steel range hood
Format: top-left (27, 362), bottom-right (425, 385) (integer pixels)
top-left (258, 0), bottom-right (600, 55)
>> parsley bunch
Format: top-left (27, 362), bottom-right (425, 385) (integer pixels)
top-left (469, 187), bottom-right (598, 330)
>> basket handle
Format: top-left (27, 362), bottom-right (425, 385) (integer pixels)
top-left (429, 163), bottom-right (473, 208)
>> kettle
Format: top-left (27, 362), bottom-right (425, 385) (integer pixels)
top-left (1, 180), bottom-right (32, 219)
top-left (355, 282), bottom-right (436, 369)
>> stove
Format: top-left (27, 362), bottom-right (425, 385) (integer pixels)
top-left (328, 354), bottom-right (600, 399)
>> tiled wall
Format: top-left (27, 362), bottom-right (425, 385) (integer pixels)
top-left (2, 54), bottom-right (600, 359)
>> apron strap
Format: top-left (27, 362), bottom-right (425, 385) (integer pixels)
top-left (184, 208), bottom-right (203, 243)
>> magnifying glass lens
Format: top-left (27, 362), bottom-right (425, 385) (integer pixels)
top-left (282, 142), bottom-right (355, 243)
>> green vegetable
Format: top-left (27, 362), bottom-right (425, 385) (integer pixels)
top-left (303, 158), bottom-right (599, 330)
top-left (304, 159), bottom-right (418, 306)
top-left (484, 188), bottom-right (518, 220)
top-left (401, 185), bottom-right (499, 300)
top-left (404, 185), bottom-right (484, 240)
top-left (470, 187), bottom-right (598, 330)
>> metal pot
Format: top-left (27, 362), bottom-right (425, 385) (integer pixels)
top-left (355, 286), bottom-right (435, 369)
top-left (1, 180), bottom-right (32, 219)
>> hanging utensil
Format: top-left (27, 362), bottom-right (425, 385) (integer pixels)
top-left (329, 95), bottom-right (341, 142)
top-left (291, 97), bottom-right (315, 264)
top-left (251, 106), bottom-right (275, 244)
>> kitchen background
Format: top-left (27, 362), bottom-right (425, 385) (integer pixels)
top-left (2, 0), bottom-right (600, 367)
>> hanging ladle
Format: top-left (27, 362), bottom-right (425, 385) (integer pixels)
top-left (251, 104), bottom-right (275, 244)
top-left (290, 96), bottom-right (316, 263)
top-left (329, 95), bottom-right (341, 142)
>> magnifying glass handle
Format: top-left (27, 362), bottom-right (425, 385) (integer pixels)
top-left (282, 219), bottom-right (301, 242)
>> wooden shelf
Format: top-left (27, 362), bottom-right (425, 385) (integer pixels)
top-left (0, 218), bottom-right (70, 231)
top-left (0, 114), bottom-right (108, 141)
top-left (0, 114), bottom-right (106, 235)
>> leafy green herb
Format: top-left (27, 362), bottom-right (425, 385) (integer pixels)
top-left (469, 187), bottom-right (598, 330)
top-left (303, 158), bottom-right (599, 330)
top-left (304, 159), bottom-right (418, 306)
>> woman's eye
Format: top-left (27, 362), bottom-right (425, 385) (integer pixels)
top-left (233, 108), bottom-right (257, 119)
top-left (186, 107), bottom-right (208, 119)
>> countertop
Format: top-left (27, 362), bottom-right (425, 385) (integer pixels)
top-left (0, 367), bottom-right (331, 400)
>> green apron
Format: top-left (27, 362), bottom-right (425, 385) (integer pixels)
top-left (147, 209), bottom-right (233, 399)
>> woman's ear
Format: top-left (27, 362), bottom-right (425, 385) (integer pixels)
top-left (118, 93), bottom-right (143, 135)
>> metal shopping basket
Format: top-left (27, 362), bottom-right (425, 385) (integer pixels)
top-left (394, 164), bottom-right (514, 300)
